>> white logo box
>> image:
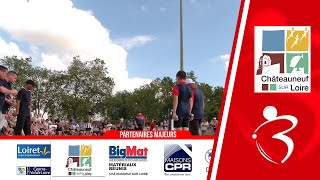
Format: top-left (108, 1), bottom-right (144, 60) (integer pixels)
top-left (0, 139), bottom-right (214, 180)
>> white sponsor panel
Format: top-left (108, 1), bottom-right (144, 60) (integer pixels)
top-left (0, 140), bottom-right (51, 180)
top-left (0, 139), bottom-right (214, 180)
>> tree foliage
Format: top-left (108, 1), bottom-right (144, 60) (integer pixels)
top-left (0, 56), bottom-right (224, 121)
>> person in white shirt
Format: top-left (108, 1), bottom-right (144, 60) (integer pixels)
top-left (85, 120), bottom-right (92, 135)
top-left (106, 121), bottom-right (113, 130)
top-left (201, 119), bottom-right (209, 135)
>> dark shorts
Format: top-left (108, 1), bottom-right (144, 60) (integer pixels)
top-left (174, 118), bottom-right (189, 128)
top-left (189, 119), bottom-right (201, 135)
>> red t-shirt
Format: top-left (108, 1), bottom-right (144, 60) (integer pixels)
top-left (150, 121), bottom-right (156, 130)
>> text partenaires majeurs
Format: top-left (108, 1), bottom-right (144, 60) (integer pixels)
top-left (119, 131), bottom-right (177, 138)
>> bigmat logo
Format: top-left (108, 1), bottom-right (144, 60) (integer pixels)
top-left (17, 144), bottom-right (51, 159)
top-left (109, 146), bottom-right (148, 160)
top-left (164, 144), bottom-right (192, 172)
top-left (254, 26), bottom-right (311, 93)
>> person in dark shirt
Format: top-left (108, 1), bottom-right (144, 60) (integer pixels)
top-left (172, 71), bottom-right (193, 131)
top-left (186, 78), bottom-right (204, 135)
top-left (134, 113), bottom-right (145, 130)
top-left (2, 71), bottom-right (18, 114)
top-left (0, 66), bottom-right (18, 131)
top-left (124, 120), bottom-right (132, 130)
top-left (14, 80), bottom-right (36, 135)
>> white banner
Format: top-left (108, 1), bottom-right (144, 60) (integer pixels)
top-left (0, 139), bottom-right (213, 180)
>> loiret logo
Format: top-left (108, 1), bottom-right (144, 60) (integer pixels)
top-left (254, 26), bottom-right (311, 93)
top-left (164, 144), bottom-right (192, 172)
top-left (252, 106), bottom-right (298, 164)
top-left (17, 144), bottom-right (51, 159)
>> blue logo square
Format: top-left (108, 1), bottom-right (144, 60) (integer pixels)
top-left (262, 30), bottom-right (285, 51)
top-left (68, 145), bottom-right (80, 156)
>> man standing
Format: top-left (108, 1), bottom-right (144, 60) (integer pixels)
top-left (0, 66), bottom-right (18, 130)
top-left (172, 71), bottom-right (193, 131)
top-left (186, 78), bottom-right (204, 135)
top-left (14, 80), bottom-right (36, 135)
top-left (211, 117), bottom-right (218, 135)
top-left (2, 71), bottom-right (18, 115)
top-left (85, 116), bottom-right (93, 135)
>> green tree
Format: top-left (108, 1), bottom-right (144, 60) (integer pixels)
top-left (0, 55), bottom-right (33, 89)
top-left (1, 55), bottom-right (224, 122)
top-left (31, 67), bottom-right (52, 114)
top-left (197, 83), bottom-right (215, 120)
top-left (186, 71), bottom-right (197, 83)
top-left (212, 86), bottom-right (224, 118)
top-left (46, 56), bottom-right (114, 119)
top-left (0, 56), bottom-right (53, 114)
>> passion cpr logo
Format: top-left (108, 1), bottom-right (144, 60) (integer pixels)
top-left (254, 26), bottom-right (311, 93)
top-left (164, 144), bottom-right (192, 173)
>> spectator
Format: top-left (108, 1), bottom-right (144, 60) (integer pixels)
top-left (57, 123), bottom-right (63, 136)
top-left (163, 120), bottom-right (168, 130)
top-left (85, 118), bottom-right (92, 135)
top-left (150, 119), bottom-right (156, 131)
top-left (106, 121), bottom-right (113, 130)
top-left (211, 117), bottom-right (218, 135)
top-left (124, 120), bottom-right (131, 130)
top-left (201, 119), bottom-right (209, 135)
top-left (134, 113), bottom-right (145, 130)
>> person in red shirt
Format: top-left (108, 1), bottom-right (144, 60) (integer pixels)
top-left (186, 78), bottom-right (204, 135)
top-left (172, 71), bottom-right (193, 131)
top-left (150, 119), bottom-right (156, 131)
top-left (134, 113), bottom-right (146, 130)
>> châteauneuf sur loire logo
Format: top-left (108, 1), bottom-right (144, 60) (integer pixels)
top-left (66, 144), bottom-right (92, 176)
top-left (254, 26), bottom-right (311, 93)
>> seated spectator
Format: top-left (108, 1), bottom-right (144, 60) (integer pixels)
top-left (134, 113), bottom-right (145, 130)
top-left (106, 121), bottom-right (113, 130)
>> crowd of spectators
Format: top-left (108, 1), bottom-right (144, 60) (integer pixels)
top-left (1, 111), bottom-right (217, 136)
